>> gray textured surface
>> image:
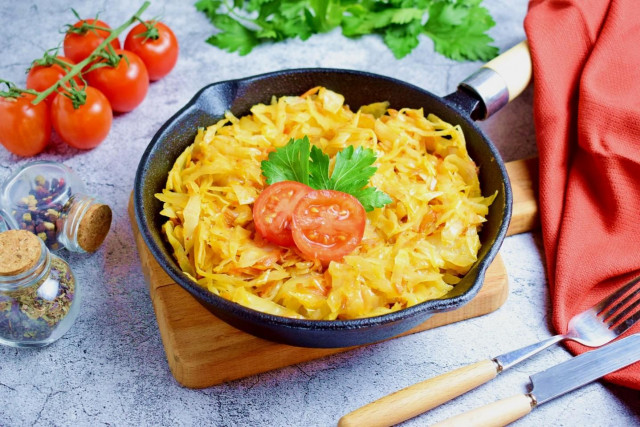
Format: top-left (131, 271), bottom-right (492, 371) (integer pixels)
top-left (0, 0), bottom-right (639, 426)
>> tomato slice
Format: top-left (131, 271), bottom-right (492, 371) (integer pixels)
top-left (253, 181), bottom-right (313, 247)
top-left (291, 190), bottom-right (366, 263)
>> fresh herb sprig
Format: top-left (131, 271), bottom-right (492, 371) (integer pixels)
top-left (262, 136), bottom-right (392, 212)
top-left (194, 0), bottom-right (498, 61)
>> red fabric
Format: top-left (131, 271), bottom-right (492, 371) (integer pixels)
top-left (524, 0), bottom-right (640, 390)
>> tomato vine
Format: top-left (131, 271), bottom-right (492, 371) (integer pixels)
top-left (31, 1), bottom-right (151, 106)
top-left (0, 1), bottom-right (181, 155)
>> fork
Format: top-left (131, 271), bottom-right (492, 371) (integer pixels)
top-left (338, 275), bottom-right (640, 427)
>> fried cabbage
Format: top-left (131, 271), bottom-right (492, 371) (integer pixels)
top-left (156, 87), bottom-right (495, 320)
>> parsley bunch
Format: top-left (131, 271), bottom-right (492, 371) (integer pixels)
top-left (262, 136), bottom-right (392, 212)
top-left (194, 0), bottom-right (498, 61)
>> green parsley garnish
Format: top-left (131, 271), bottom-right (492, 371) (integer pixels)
top-left (261, 136), bottom-right (392, 212)
top-left (194, 0), bottom-right (498, 61)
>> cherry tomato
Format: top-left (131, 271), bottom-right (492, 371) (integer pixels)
top-left (0, 93), bottom-right (51, 157)
top-left (63, 19), bottom-right (121, 64)
top-left (124, 21), bottom-right (179, 81)
top-left (51, 87), bottom-right (112, 150)
top-left (85, 49), bottom-right (149, 113)
top-left (253, 181), bottom-right (313, 247)
top-left (291, 190), bottom-right (366, 263)
top-left (26, 56), bottom-right (81, 104)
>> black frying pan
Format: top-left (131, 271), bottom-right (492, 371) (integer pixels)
top-left (134, 42), bottom-right (531, 348)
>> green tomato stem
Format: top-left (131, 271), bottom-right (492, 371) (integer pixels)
top-left (68, 23), bottom-right (116, 34)
top-left (0, 79), bottom-right (38, 98)
top-left (32, 1), bottom-right (151, 105)
top-left (133, 18), bottom-right (160, 42)
top-left (50, 56), bottom-right (75, 70)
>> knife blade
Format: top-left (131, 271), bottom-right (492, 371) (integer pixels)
top-left (531, 332), bottom-right (640, 405)
top-left (432, 333), bottom-right (640, 427)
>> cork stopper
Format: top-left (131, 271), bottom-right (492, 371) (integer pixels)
top-left (77, 203), bottom-right (112, 253)
top-left (0, 230), bottom-right (42, 276)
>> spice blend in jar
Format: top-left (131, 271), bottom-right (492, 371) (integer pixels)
top-left (0, 229), bottom-right (80, 347)
top-left (14, 174), bottom-right (69, 249)
top-left (0, 161), bottom-right (112, 252)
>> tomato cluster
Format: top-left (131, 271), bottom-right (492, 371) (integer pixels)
top-left (253, 181), bottom-right (367, 263)
top-left (0, 17), bottom-right (178, 156)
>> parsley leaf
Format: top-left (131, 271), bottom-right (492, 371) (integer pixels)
top-left (261, 136), bottom-right (310, 185)
top-left (383, 20), bottom-right (422, 59)
top-left (308, 0), bottom-right (344, 32)
top-left (194, 0), bottom-right (222, 15)
top-left (262, 136), bottom-right (392, 212)
top-left (350, 186), bottom-right (393, 212)
top-left (424, 0), bottom-right (499, 61)
top-left (195, 0), bottom-right (498, 61)
top-left (205, 15), bottom-right (260, 55)
top-left (328, 145), bottom-right (378, 192)
top-left (308, 145), bottom-right (331, 189)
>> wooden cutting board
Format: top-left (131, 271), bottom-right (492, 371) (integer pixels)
top-left (128, 157), bottom-right (538, 389)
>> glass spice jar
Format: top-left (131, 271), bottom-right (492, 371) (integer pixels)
top-left (0, 229), bottom-right (80, 347)
top-left (0, 161), bottom-right (112, 253)
top-left (0, 210), bottom-right (9, 233)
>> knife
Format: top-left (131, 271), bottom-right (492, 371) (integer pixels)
top-left (431, 333), bottom-right (640, 427)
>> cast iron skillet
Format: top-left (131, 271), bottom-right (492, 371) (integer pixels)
top-left (134, 44), bottom-right (530, 348)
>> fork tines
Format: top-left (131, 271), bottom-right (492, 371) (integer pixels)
top-left (597, 275), bottom-right (640, 335)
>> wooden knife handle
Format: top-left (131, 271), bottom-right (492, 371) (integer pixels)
top-left (431, 394), bottom-right (535, 427)
top-left (338, 359), bottom-right (499, 427)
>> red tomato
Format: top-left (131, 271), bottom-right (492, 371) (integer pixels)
top-left (291, 190), bottom-right (366, 263)
top-left (85, 49), bottom-right (149, 113)
top-left (51, 87), bottom-right (112, 150)
top-left (253, 181), bottom-right (313, 247)
top-left (124, 21), bottom-right (179, 81)
top-left (0, 93), bottom-right (51, 157)
top-left (26, 56), bottom-right (81, 104)
top-left (63, 19), bottom-right (121, 64)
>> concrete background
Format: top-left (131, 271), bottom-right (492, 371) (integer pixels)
top-left (0, 0), bottom-right (638, 425)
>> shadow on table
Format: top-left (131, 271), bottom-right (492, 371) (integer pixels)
top-left (606, 383), bottom-right (640, 419)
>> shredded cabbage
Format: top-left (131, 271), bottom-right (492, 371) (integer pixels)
top-left (156, 86), bottom-right (495, 320)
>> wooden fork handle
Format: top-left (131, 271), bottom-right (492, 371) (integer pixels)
top-left (431, 394), bottom-right (535, 427)
top-left (337, 359), bottom-right (499, 427)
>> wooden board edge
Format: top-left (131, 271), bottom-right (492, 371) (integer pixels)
top-left (506, 157), bottom-right (539, 236)
top-left (152, 255), bottom-right (508, 389)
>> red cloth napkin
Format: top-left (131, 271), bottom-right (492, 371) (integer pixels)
top-left (524, 0), bottom-right (640, 389)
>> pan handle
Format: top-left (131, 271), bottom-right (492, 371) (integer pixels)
top-left (458, 40), bottom-right (531, 120)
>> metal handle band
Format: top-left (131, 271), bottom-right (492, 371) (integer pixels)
top-left (459, 67), bottom-right (509, 120)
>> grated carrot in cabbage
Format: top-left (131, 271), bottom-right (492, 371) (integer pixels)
top-left (156, 87), bottom-right (495, 320)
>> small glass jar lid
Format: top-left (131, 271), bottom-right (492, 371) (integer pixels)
top-left (0, 229), bottom-right (42, 277)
